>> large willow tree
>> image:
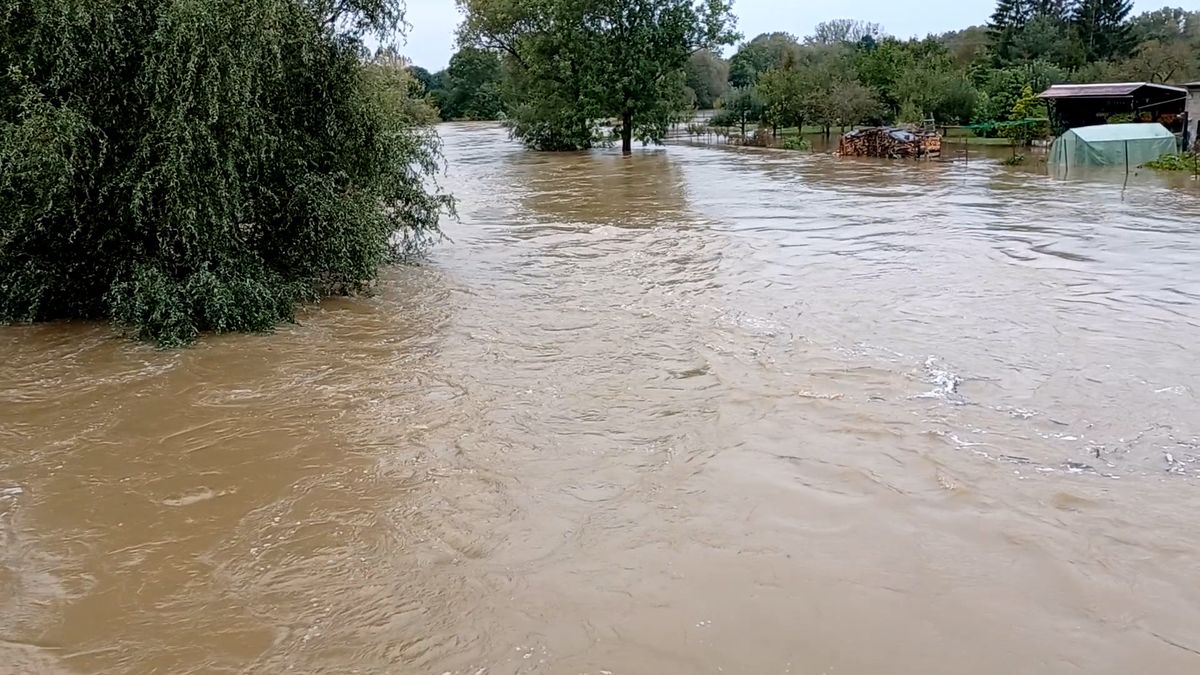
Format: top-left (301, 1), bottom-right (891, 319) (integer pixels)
top-left (458, 0), bottom-right (737, 153)
top-left (0, 0), bottom-right (449, 346)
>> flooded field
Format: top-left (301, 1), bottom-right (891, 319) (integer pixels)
top-left (2, 122), bottom-right (1200, 674)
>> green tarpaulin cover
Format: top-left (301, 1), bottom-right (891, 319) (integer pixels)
top-left (1049, 123), bottom-right (1178, 169)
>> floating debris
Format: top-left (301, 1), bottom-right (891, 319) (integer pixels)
top-left (915, 356), bottom-right (964, 402)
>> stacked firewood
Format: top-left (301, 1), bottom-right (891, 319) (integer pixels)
top-left (838, 127), bottom-right (941, 158)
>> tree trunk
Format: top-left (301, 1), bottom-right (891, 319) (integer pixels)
top-left (621, 110), bottom-right (633, 154)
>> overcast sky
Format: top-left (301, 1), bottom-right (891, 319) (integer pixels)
top-left (398, 0), bottom-right (1200, 71)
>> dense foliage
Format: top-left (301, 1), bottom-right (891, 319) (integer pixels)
top-left (418, 46), bottom-right (505, 120)
top-left (722, 2), bottom-right (1199, 136)
top-left (1143, 152), bottom-right (1200, 170)
top-left (685, 50), bottom-right (731, 109)
top-left (0, 0), bottom-right (450, 346)
top-left (456, 0), bottom-right (738, 152)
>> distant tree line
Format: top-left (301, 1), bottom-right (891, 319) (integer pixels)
top-left (408, 46), bottom-right (505, 121)
top-left (410, 2), bottom-right (1200, 146)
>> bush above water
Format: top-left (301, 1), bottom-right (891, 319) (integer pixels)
top-left (781, 136), bottom-right (812, 151)
top-left (1143, 153), bottom-right (1200, 172)
top-left (0, 0), bottom-right (451, 346)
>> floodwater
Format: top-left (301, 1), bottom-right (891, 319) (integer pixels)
top-left (3, 123), bottom-right (1200, 675)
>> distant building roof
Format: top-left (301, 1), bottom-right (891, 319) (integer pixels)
top-left (1038, 82), bottom-right (1188, 98)
top-left (1066, 122), bottom-right (1175, 142)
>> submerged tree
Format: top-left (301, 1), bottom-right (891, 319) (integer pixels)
top-left (756, 63), bottom-right (807, 132)
top-left (459, 0), bottom-right (738, 153)
top-left (0, 0), bottom-right (450, 346)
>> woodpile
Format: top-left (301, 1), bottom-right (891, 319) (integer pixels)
top-left (838, 127), bottom-right (941, 159)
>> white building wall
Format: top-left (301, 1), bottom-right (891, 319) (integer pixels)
top-left (1187, 84), bottom-right (1200, 151)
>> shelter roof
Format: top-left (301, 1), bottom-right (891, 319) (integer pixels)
top-left (1038, 82), bottom-right (1187, 98)
top-left (1066, 123), bottom-right (1174, 142)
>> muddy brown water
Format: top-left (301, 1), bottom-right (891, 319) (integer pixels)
top-left (3, 123), bottom-right (1200, 675)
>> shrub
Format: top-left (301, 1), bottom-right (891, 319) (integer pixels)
top-left (1143, 153), bottom-right (1200, 171)
top-left (0, 0), bottom-right (450, 346)
top-left (782, 136), bottom-right (811, 151)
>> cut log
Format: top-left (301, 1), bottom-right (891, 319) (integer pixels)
top-left (838, 127), bottom-right (941, 159)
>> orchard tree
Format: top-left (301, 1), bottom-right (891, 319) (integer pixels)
top-left (756, 63), bottom-right (807, 131)
top-left (458, 0), bottom-right (738, 153)
top-left (717, 86), bottom-right (763, 136)
top-left (1122, 40), bottom-right (1198, 83)
top-left (829, 81), bottom-right (880, 130)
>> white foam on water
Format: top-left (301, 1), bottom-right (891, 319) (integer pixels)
top-left (914, 356), bottom-right (964, 402)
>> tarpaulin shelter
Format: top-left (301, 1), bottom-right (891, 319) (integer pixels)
top-left (1048, 123), bottom-right (1177, 171)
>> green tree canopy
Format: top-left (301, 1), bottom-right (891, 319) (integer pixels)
top-left (973, 60), bottom-right (1066, 124)
top-left (1129, 7), bottom-right (1200, 44)
top-left (728, 32), bottom-right (800, 88)
top-left (436, 46), bottom-right (504, 120)
top-left (685, 49), bottom-right (730, 109)
top-left (939, 26), bottom-right (990, 67)
top-left (458, 0), bottom-right (738, 153)
top-left (0, 0), bottom-right (449, 345)
top-left (756, 63), bottom-right (807, 130)
top-left (406, 64), bottom-right (437, 92)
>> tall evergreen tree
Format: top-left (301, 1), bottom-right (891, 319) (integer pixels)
top-left (1031, 0), bottom-right (1070, 22)
top-left (991, 0), bottom-right (1077, 65)
top-left (1073, 0), bottom-right (1134, 63)
top-left (989, 0), bottom-right (1033, 64)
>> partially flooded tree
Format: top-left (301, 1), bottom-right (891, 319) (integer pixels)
top-left (757, 63), bottom-right (808, 132)
top-left (458, 0), bottom-right (739, 153)
top-left (0, 0), bottom-right (450, 346)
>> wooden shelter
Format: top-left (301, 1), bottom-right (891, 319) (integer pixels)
top-left (1038, 82), bottom-right (1188, 134)
top-left (837, 127), bottom-right (941, 159)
